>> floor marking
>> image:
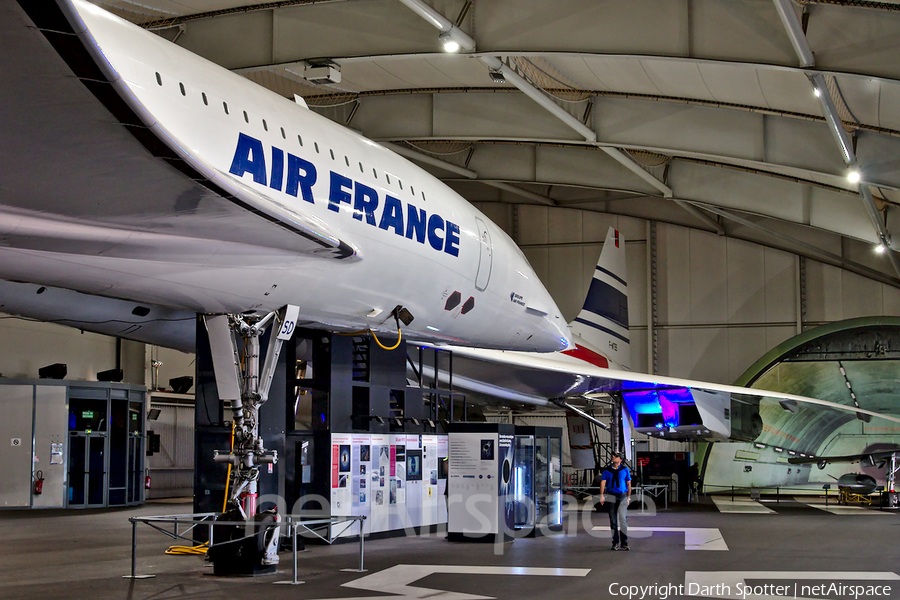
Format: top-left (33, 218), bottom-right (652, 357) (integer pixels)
top-left (314, 564), bottom-right (591, 600)
top-left (792, 496), bottom-right (890, 515)
top-left (711, 496), bottom-right (775, 514)
top-left (685, 571), bottom-right (900, 600)
top-left (592, 526), bottom-right (728, 550)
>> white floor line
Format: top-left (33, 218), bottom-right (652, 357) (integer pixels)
top-left (711, 496), bottom-right (775, 514)
top-left (313, 564), bottom-right (591, 600)
top-left (592, 525), bottom-right (728, 550)
top-left (792, 496), bottom-right (890, 515)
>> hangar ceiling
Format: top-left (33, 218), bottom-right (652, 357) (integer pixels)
top-left (90, 0), bottom-right (900, 287)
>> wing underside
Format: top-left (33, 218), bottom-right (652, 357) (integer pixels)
top-left (433, 345), bottom-right (900, 441)
top-left (3, 0), bottom-right (355, 266)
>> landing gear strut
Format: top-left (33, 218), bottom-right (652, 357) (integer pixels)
top-left (203, 306), bottom-right (299, 575)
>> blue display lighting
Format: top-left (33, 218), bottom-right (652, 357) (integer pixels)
top-left (623, 388), bottom-right (697, 429)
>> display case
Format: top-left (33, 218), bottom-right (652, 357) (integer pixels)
top-left (514, 426), bottom-right (563, 536)
top-left (513, 435), bottom-right (535, 530)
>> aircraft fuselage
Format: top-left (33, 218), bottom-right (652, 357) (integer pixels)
top-left (1, 0), bottom-right (570, 353)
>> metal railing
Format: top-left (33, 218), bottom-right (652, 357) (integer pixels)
top-left (125, 512), bottom-right (366, 585)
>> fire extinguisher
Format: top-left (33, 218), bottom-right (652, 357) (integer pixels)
top-left (145, 468), bottom-right (151, 490)
top-left (34, 470), bottom-right (44, 495)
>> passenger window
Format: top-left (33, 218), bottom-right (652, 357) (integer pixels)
top-left (399, 180), bottom-right (403, 190)
top-left (202, 92), bottom-right (208, 106)
top-left (155, 72), bottom-right (162, 86)
top-left (263, 119), bottom-right (268, 131)
top-left (281, 127), bottom-right (286, 139)
top-left (421, 191), bottom-right (426, 201)
top-left (359, 162), bottom-right (364, 173)
top-left (329, 149), bottom-right (334, 160)
top-left (298, 135), bottom-right (303, 146)
top-left (411, 186), bottom-right (415, 196)
top-left (223, 102), bottom-right (229, 115)
top-left (243, 111), bottom-right (249, 123)
top-left (345, 156), bottom-right (350, 167)
top-left (179, 82), bottom-right (186, 96)
top-left (386, 174), bottom-right (391, 184)
top-left (373, 169), bottom-right (378, 179)
top-left (315, 143), bottom-right (320, 153)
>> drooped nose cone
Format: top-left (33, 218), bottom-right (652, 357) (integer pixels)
top-left (525, 278), bottom-right (573, 353)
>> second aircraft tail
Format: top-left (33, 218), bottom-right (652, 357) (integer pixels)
top-left (568, 227), bottom-right (630, 370)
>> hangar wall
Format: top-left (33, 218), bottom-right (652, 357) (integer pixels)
top-left (0, 317), bottom-right (195, 393)
top-left (0, 316), bottom-right (145, 383)
top-left (474, 203), bottom-right (900, 386)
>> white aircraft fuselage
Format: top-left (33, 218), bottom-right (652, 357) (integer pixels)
top-left (1, 0), bottom-right (570, 353)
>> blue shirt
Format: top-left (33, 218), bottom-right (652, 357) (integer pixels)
top-left (601, 465), bottom-right (631, 494)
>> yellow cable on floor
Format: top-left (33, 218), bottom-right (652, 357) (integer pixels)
top-left (165, 542), bottom-right (208, 555)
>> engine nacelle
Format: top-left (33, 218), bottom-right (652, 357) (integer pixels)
top-left (624, 389), bottom-right (762, 442)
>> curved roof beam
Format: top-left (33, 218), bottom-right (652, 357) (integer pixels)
top-left (345, 92), bottom-right (897, 193)
top-left (163, 1), bottom-right (900, 80)
top-left (771, 0), bottom-right (900, 277)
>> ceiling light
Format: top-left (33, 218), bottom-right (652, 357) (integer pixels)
top-left (439, 32), bottom-right (460, 52)
top-left (489, 69), bottom-right (506, 83)
top-left (847, 170), bottom-right (861, 184)
top-left (814, 88), bottom-right (821, 97)
top-left (876, 244), bottom-right (886, 254)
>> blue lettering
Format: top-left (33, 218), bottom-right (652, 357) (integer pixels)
top-left (328, 172), bottom-right (352, 213)
top-left (379, 195), bottom-right (405, 236)
top-left (229, 137), bottom-right (460, 258)
top-left (444, 221), bottom-right (460, 257)
top-left (285, 154), bottom-right (317, 204)
top-left (406, 204), bottom-right (426, 243)
top-left (427, 213), bottom-right (445, 251)
top-left (270, 147), bottom-right (284, 192)
top-left (353, 183), bottom-right (379, 225)
top-left (229, 133), bottom-right (267, 185)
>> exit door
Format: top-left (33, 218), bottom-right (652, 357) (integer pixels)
top-left (474, 218), bottom-right (493, 291)
top-left (68, 433), bottom-right (107, 507)
top-left (68, 398), bottom-right (108, 508)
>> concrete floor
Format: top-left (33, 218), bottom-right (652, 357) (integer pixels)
top-left (2, 499), bottom-right (899, 599)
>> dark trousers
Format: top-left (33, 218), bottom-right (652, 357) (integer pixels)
top-left (607, 492), bottom-right (628, 545)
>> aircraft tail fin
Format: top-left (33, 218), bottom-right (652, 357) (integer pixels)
top-left (569, 227), bottom-right (630, 369)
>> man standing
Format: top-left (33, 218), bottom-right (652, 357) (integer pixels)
top-left (599, 451), bottom-right (632, 551)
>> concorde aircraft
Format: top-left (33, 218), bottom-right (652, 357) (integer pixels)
top-left (1, 0), bottom-right (569, 355)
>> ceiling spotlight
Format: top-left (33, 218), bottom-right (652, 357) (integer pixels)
top-left (847, 170), bottom-right (861, 184)
top-left (439, 32), bottom-right (460, 53)
top-left (489, 69), bottom-right (506, 84)
top-left (814, 87), bottom-right (821, 98)
top-left (876, 244), bottom-right (886, 254)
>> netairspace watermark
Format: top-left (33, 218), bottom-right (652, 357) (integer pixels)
top-left (252, 491), bottom-right (659, 556)
top-left (608, 582), bottom-right (893, 600)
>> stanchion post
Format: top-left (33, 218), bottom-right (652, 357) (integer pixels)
top-left (122, 518), bottom-right (155, 579)
top-left (358, 517), bottom-right (365, 572)
top-left (131, 519), bottom-right (137, 579)
top-left (292, 523), bottom-right (298, 585)
top-left (275, 520), bottom-right (305, 585)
